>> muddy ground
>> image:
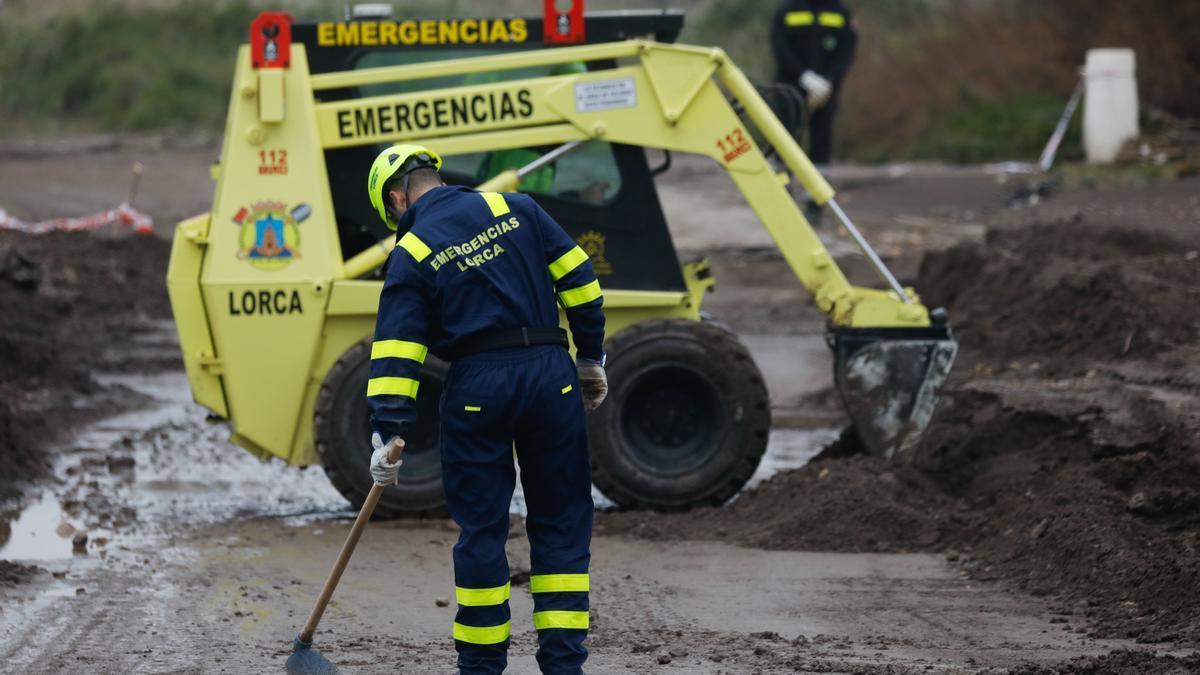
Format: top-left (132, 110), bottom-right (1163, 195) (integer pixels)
top-left (603, 219), bottom-right (1200, 645)
top-left (2, 141), bottom-right (1199, 672)
top-left (0, 228), bottom-right (175, 501)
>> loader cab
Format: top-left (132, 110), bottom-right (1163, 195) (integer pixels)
top-left (293, 11), bottom-right (688, 292)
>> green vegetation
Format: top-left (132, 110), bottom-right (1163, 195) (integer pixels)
top-left (3, 0), bottom-right (1180, 166)
top-left (906, 91), bottom-right (1082, 164)
top-left (0, 0), bottom-right (640, 137)
top-left (0, 1), bottom-right (257, 135)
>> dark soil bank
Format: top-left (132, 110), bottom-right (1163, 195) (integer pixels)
top-left (0, 229), bottom-right (173, 501)
top-left (599, 221), bottom-right (1200, 645)
top-left (917, 221), bottom-right (1200, 371)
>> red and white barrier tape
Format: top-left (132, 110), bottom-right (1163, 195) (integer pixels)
top-left (0, 204), bottom-right (154, 235)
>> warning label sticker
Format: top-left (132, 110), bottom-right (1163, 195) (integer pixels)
top-left (574, 78), bottom-right (638, 113)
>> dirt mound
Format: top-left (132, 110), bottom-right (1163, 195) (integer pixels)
top-left (599, 221), bottom-right (1200, 645)
top-left (599, 454), bottom-right (951, 553)
top-left (921, 382), bottom-right (1200, 644)
top-left (0, 229), bottom-right (172, 502)
top-left (1011, 649), bottom-right (1200, 675)
top-left (602, 379), bottom-right (1200, 642)
top-left (916, 221), bottom-right (1200, 371)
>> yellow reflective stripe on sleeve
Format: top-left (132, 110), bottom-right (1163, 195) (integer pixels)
top-left (453, 621), bottom-right (511, 644)
top-left (481, 192), bottom-right (510, 217)
top-left (370, 340), bottom-right (428, 363)
top-left (455, 583), bottom-right (510, 607)
top-left (533, 610), bottom-right (589, 631)
top-left (785, 10), bottom-right (814, 26)
top-left (530, 573), bottom-right (589, 594)
top-left (397, 231), bottom-right (431, 262)
top-left (366, 377), bottom-right (419, 398)
top-left (549, 246), bottom-right (589, 281)
top-left (818, 12), bottom-right (846, 27)
top-left (559, 280), bottom-right (602, 308)
top-left (464, 405), bottom-right (482, 413)
top-left (561, 384), bottom-right (573, 395)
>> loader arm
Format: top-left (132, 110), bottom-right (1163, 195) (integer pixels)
top-left (183, 35), bottom-right (953, 466)
top-left (302, 39), bottom-right (955, 457)
top-left (318, 39), bottom-right (924, 329)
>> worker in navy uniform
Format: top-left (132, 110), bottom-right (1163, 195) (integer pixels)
top-left (772, 0), bottom-right (858, 222)
top-left (364, 144), bottom-right (606, 675)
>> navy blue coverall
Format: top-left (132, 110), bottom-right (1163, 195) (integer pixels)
top-left (771, 0), bottom-right (858, 164)
top-left (367, 185), bottom-right (605, 674)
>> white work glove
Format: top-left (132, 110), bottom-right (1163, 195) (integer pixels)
top-left (369, 432), bottom-right (404, 486)
top-left (577, 359), bottom-right (608, 412)
top-left (799, 70), bottom-right (833, 109)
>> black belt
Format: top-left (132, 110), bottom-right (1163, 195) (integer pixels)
top-left (448, 327), bottom-right (568, 360)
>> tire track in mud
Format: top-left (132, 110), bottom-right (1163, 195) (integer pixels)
top-left (0, 568), bottom-right (157, 672)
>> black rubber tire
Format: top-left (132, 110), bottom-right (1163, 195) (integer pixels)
top-left (315, 337), bottom-right (448, 518)
top-left (589, 319), bottom-right (771, 510)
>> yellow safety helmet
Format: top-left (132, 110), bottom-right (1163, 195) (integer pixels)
top-left (367, 144), bottom-right (443, 230)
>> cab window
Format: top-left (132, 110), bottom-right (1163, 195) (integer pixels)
top-left (440, 142), bottom-right (621, 206)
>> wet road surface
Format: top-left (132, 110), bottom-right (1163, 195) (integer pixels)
top-left (0, 369), bottom-right (1142, 673)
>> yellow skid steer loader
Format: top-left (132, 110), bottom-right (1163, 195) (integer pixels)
top-left (166, 10), bottom-right (955, 516)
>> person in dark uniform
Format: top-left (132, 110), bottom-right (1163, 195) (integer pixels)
top-left (365, 144), bottom-right (607, 675)
top-left (772, 0), bottom-right (857, 220)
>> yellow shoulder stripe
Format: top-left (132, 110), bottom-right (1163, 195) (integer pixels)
top-left (481, 192), bottom-right (510, 217)
top-left (549, 246), bottom-right (589, 281)
top-left (785, 11), bottom-right (814, 26)
top-left (397, 231), bottom-right (431, 262)
top-left (818, 12), bottom-right (846, 27)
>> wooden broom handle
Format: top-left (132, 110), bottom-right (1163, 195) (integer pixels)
top-left (298, 439), bottom-right (404, 644)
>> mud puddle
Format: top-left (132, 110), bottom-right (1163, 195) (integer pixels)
top-left (0, 492), bottom-right (87, 560)
top-left (3, 363), bottom-right (840, 559)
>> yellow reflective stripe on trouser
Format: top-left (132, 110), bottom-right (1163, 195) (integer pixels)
top-left (453, 621), bottom-right (511, 644)
top-left (549, 246), bottom-right (589, 281)
top-left (785, 10), bottom-right (814, 26)
top-left (533, 610), bottom-right (589, 631)
top-left (455, 582), bottom-right (511, 607)
top-left (397, 231), bottom-right (431, 262)
top-left (818, 12), bottom-right (846, 27)
top-left (530, 573), bottom-right (589, 594)
top-left (559, 280), bottom-right (602, 308)
top-left (481, 192), bottom-right (510, 217)
top-left (366, 377), bottom-right (419, 398)
top-left (370, 340), bottom-right (428, 362)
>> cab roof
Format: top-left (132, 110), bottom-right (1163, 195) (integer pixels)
top-left (293, 10), bottom-right (685, 74)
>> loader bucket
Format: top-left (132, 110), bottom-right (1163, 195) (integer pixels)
top-left (831, 322), bottom-right (957, 459)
